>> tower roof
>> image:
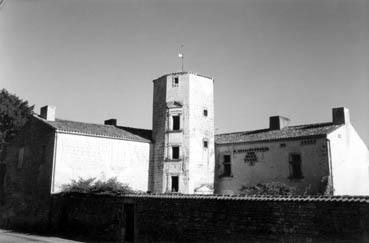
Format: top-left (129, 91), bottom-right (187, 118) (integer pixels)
top-left (153, 72), bottom-right (213, 82)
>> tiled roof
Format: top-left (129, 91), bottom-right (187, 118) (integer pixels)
top-left (39, 117), bottom-right (151, 143)
top-left (215, 122), bottom-right (342, 144)
top-left (116, 126), bottom-right (152, 141)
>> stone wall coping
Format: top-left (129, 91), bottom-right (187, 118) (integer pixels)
top-left (55, 192), bottom-right (369, 203)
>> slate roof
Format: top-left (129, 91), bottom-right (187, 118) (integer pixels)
top-left (215, 122), bottom-right (342, 144)
top-left (38, 117), bottom-right (152, 143)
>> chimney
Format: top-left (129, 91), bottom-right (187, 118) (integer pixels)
top-left (40, 105), bottom-right (56, 121)
top-left (269, 116), bottom-right (290, 130)
top-left (104, 119), bottom-right (117, 126)
top-left (332, 107), bottom-right (350, 125)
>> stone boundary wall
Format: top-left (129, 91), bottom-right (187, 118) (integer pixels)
top-left (49, 193), bottom-right (369, 242)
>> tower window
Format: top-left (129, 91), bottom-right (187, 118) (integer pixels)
top-left (172, 115), bottom-right (180, 130)
top-left (171, 176), bottom-right (179, 192)
top-left (289, 154), bottom-right (303, 179)
top-left (223, 155), bottom-right (231, 177)
top-left (173, 77), bottom-right (179, 87)
top-left (172, 146), bottom-right (180, 159)
top-left (203, 140), bottom-right (208, 148)
top-left (203, 109), bottom-right (208, 117)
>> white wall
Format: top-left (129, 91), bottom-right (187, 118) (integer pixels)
top-left (188, 75), bottom-right (215, 193)
top-left (215, 138), bottom-right (330, 195)
top-left (52, 132), bottom-right (150, 193)
top-left (328, 124), bottom-right (369, 195)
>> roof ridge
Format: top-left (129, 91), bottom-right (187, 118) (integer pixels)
top-left (216, 121), bottom-right (336, 136)
top-left (55, 118), bottom-right (111, 127)
top-left (117, 125), bottom-right (152, 132)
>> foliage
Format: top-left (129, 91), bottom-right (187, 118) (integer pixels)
top-left (61, 177), bottom-right (137, 194)
top-left (0, 89), bottom-right (34, 144)
top-left (240, 182), bottom-right (298, 196)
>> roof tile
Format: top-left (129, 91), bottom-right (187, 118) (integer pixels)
top-left (215, 122), bottom-right (342, 144)
top-left (39, 117), bottom-right (151, 143)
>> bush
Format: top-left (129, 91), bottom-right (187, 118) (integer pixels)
top-left (61, 177), bottom-right (137, 194)
top-left (240, 182), bottom-right (297, 196)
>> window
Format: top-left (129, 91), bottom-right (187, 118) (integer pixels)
top-left (280, 143), bottom-right (286, 148)
top-left (171, 176), bottom-right (179, 192)
top-left (223, 155), bottom-right (231, 177)
top-left (289, 154), bottom-right (303, 179)
top-left (203, 109), bottom-right (208, 117)
top-left (244, 151), bottom-right (257, 166)
top-left (173, 77), bottom-right (179, 87)
top-left (17, 147), bottom-right (24, 169)
top-left (203, 140), bottom-right (208, 148)
top-left (172, 146), bottom-right (180, 160)
top-left (172, 115), bottom-right (180, 130)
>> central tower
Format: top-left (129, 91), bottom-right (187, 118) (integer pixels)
top-left (149, 72), bottom-right (215, 194)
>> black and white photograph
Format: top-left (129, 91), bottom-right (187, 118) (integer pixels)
top-left (0, 0), bottom-right (368, 242)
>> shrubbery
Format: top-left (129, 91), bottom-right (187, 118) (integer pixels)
top-left (61, 177), bottom-right (137, 194)
top-left (240, 182), bottom-right (298, 196)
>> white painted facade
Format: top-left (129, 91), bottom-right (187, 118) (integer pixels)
top-left (328, 124), bottom-right (369, 195)
top-left (150, 73), bottom-right (215, 194)
top-left (52, 132), bottom-right (150, 193)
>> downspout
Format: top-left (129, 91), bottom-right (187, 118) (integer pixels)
top-left (326, 138), bottom-right (334, 195)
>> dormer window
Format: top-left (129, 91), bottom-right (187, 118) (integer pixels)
top-left (173, 77), bottom-right (179, 87)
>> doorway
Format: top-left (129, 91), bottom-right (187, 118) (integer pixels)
top-left (124, 203), bottom-right (135, 242)
top-left (171, 176), bottom-right (179, 192)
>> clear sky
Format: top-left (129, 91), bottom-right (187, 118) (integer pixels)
top-left (1, 0), bottom-right (368, 145)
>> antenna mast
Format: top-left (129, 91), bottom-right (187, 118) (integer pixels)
top-left (178, 44), bottom-right (184, 72)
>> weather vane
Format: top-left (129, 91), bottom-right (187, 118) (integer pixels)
top-left (178, 44), bottom-right (184, 72)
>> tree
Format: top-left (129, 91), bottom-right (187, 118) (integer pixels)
top-left (0, 89), bottom-right (34, 161)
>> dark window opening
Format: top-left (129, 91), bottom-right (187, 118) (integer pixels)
top-left (223, 155), bottom-right (231, 177)
top-left (171, 176), bottom-right (179, 192)
top-left (203, 109), bottom-right (208, 117)
top-left (203, 140), bottom-right (208, 148)
top-left (289, 154), bottom-right (303, 179)
top-left (280, 143), bottom-right (286, 148)
top-left (172, 115), bottom-right (180, 130)
top-left (172, 146), bottom-right (180, 160)
top-left (173, 77), bottom-right (179, 87)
